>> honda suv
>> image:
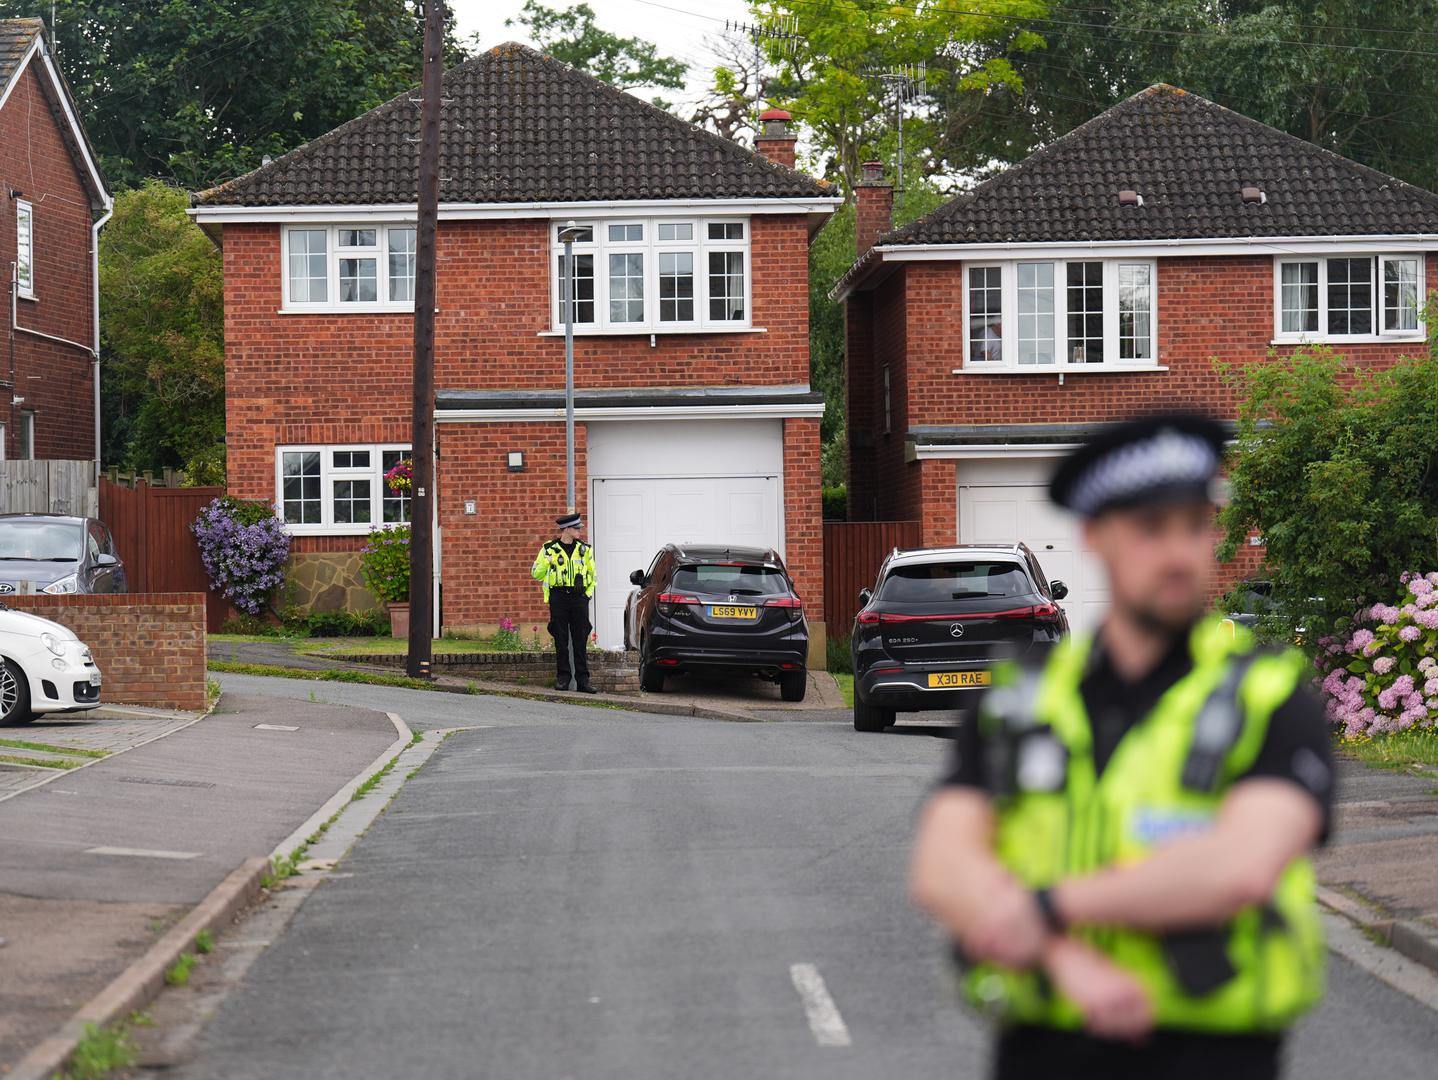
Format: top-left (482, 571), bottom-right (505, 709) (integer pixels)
top-left (850, 544), bottom-right (1068, 732)
top-left (624, 544), bottom-right (809, 701)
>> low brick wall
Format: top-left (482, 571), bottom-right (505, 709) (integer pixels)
top-left (332, 650), bottom-right (640, 694)
top-left (4, 593), bottom-right (208, 711)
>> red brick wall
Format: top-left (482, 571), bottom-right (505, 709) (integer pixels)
top-left (5, 593), bottom-right (207, 711)
top-left (855, 182), bottom-right (894, 256)
top-left (0, 62), bottom-right (98, 460)
top-left (782, 416), bottom-right (824, 624)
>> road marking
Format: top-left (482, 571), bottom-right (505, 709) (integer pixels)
top-left (85, 846), bottom-right (202, 860)
top-left (254, 723), bottom-right (300, 732)
top-left (789, 963), bottom-right (852, 1047)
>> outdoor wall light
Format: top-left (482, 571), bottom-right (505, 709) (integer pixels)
top-left (507, 451), bottom-right (525, 472)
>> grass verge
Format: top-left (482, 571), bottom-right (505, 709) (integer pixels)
top-left (833, 672), bottom-right (855, 708)
top-left (1336, 727), bottom-right (1438, 772)
top-left (0, 752), bottom-right (82, 770)
top-left (208, 661), bottom-right (446, 692)
top-left (0, 737), bottom-right (107, 758)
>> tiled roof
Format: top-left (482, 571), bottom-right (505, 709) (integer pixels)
top-left (197, 42), bottom-right (831, 208)
top-left (0, 19), bottom-right (42, 89)
top-left (885, 85), bottom-right (1438, 247)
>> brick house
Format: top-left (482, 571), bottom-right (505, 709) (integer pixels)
top-left (835, 85), bottom-right (1438, 636)
top-left (191, 44), bottom-right (838, 657)
top-left (1, 19), bottom-right (111, 462)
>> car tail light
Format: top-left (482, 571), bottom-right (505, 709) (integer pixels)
top-left (875, 667), bottom-right (903, 674)
top-left (779, 662), bottom-right (802, 670)
top-left (765, 596), bottom-right (803, 609)
top-left (657, 658), bottom-right (680, 666)
top-left (864, 607), bottom-right (1055, 624)
top-left (856, 611), bottom-right (880, 625)
top-left (657, 592), bottom-right (699, 616)
top-left (1031, 602), bottom-right (1063, 625)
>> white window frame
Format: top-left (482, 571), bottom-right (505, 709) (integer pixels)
top-left (1272, 253), bottom-right (1426, 344)
top-left (15, 199), bottom-right (34, 298)
top-left (549, 217), bottom-right (752, 332)
top-left (281, 225), bottom-right (417, 312)
top-left (961, 258), bottom-right (1160, 370)
top-left (275, 443), bottom-right (413, 535)
top-left (20, 410), bottom-right (35, 459)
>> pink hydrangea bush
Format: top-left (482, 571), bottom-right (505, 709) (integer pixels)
top-left (1316, 572), bottom-right (1438, 738)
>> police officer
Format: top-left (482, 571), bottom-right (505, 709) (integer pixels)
top-left (910, 412), bottom-right (1334, 1080)
top-left (532, 512), bottom-right (597, 693)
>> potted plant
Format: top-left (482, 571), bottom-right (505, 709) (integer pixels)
top-left (360, 525), bottom-right (412, 637)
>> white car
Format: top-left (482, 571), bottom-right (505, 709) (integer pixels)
top-left (0, 604), bottom-right (103, 725)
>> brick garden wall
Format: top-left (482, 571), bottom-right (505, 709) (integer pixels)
top-left (0, 63), bottom-right (98, 460)
top-left (5, 593), bottom-right (207, 711)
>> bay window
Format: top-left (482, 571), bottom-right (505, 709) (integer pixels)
top-left (283, 225), bottom-right (417, 310)
top-left (1273, 255), bottom-right (1425, 341)
top-left (277, 445), bottom-right (412, 534)
top-left (963, 258), bottom-right (1158, 369)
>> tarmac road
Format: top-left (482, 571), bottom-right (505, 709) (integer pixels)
top-left (165, 676), bottom-right (1438, 1079)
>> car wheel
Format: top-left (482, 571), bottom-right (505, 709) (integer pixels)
top-left (779, 670), bottom-right (807, 702)
top-left (1, 659), bottom-right (35, 726)
top-left (639, 639), bottom-right (665, 693)
top-left (853, 696), bottom-right (894, 733)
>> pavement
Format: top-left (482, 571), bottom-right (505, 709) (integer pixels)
top-left (0, 691), bottom-right (398, 1070)
top-left (120, 676), bottom-right (1438, 1080)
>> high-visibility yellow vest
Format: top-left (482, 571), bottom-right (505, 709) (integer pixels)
top-left (531, 540), bottom-right (595, 601)
top-left (965, 618), bottom-right (1324, 1033)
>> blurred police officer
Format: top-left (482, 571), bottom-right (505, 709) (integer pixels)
top-left (911, 412), bottom-right (1333, 1080)
top-left (532, 512), bottom-right (597, 693)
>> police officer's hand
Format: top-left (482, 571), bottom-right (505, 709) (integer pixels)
top-left (1043, 937), bottom-right (1154, 1042)
top-left (965, 882), bottom-right (1050, 970)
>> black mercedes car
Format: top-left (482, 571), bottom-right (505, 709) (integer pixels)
top-left (624, 543), bottom-right (809, 701)
top-left (851, 544), bottom-right (1068, 732)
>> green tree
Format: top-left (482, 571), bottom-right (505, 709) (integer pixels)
top-left (508, 1), bottom-right (687, 105)
top-left (957, 1), bottom-right (1438, 190)
top-left (4, 0), bottom-right (458, 188)
top-left (1217, 342), bottom-right (1438, 640)
top-left (99, 182), bottom-right (225, 478)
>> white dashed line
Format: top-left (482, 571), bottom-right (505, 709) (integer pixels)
top-left (84, 846), bottom-right (202, 860)
top-left (789, 963), bottom-right (852, 1047)
top-left (254, 724), bottom-right (300, 731)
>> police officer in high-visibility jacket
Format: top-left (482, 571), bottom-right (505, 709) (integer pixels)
top-left (532, 512), bottom-right (597, 693)
top-left (911, 413), bottom-right (1333, 1080)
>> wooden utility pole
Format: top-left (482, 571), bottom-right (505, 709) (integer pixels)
top-left (407, 0), bottom-right (443, 679)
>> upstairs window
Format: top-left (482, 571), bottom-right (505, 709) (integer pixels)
top-left (283, 225), bottom-right (417, 310)
top-left (1274, 255), bottom-right (1424, 341)
top-left (15, 200), bottom-right (34, 297)
top-left (551, 218), bottom-right (750, 331)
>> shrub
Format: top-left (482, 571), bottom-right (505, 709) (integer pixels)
top-left (822, 484), bottom-right (847, 521)
top-left (493, 617), bottom-right (521, 651)
top-left (826, 631), bottom-right (853, 675)
top-left (220, 613), bottom-right (279, 636)
top-left (191, 497), bottom-right (290, 616)
top-left (360, 525), bottom-right (411, 605)
top-left (281, 607), bottom-right (388, 637)
top-left (1316, 571), bottom-right (1438, 739)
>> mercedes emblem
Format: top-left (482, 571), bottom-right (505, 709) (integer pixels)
top-left (949, 622), bottom-right (965, 638)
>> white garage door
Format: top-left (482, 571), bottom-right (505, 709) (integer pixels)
top-left (589, 420), bottom-right (783, 650)
top-left (955, 458), bottom-right (1109, 638)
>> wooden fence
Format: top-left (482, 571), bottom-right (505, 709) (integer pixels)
top-left (823, 520), bottom-right (923, 636)
top-left (0, 460), bottom-right (98, 515)
top-left (98, 479), bottom-right (229, 632)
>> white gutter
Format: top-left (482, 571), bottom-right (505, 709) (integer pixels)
top-left (189, 196), bottom-right (842, 225)
top-left (435, 402), bottom-right (826, 423)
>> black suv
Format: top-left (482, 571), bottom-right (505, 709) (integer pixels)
top-left (850, 544), bottom-right (1068, 732)
top-left (624, 544), bottom-right (809, 701)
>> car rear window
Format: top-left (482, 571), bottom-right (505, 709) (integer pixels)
top-left (0, 521), bottom-right (83, 562)
top-left (879, 561), bottom-right (1031, 603)
top-left (670, 564), bottom-right (789, 596)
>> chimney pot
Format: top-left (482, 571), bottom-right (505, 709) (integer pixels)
top-left (754, 108), bottom-right (798, 169)
top-left (860, 160), bottom-right (886, 185)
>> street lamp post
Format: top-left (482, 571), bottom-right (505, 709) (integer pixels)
top-left (558, 221), bottom-right (585, 513)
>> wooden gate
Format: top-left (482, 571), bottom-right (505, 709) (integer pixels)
top-left (99, 480), bottom-right (229, 631)
top-left (0, 460), bottom-right (97, 515)
top-left (823, 520), bottom-right (923, 635)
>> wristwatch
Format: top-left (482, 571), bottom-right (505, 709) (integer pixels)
top-left (1033, 887), bottom-right (1067, 933)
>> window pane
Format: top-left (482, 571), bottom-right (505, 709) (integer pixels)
top-left (558, 253), bottom-right (595, 323)
top-left (382, 450), bottom-right (413, 523)
top-left (1280, 261), bottom-right (1319, 333)
top-left (1016, 262), bottom-right (1054, 365)
top-left (332, 479), bottom-right (372, 524)
top-left (339, 228), bottom-right (377, 247)
top-left (1384, 257), bottom-right (1420, 331)
top-left (968, 266), bottom-right (1003, 361)
top-left (608, 223), bottom-right (643, 242)
top-left (1118, 263), bottom-right (1153, 360)
top-left (658, 222), bottom-right (693, 241)
top-left (659, 251), bottom-right (695, 322)
top-left (388, 228), bottom-right (416, 302)
top-left (1066, 261), bottom-right (1104, 363)
top-left (281, 452), bottom-right (322, 524)
top-left (339, 258), bottom-right (378, 302)
top-left (16, 204), bottom-right (32, 292)
top-left (333, 450), bottom-right (370, 469)
top-left (608, 252), bottom-right (645, 322)
top-left (707, 222), bottom-right (744, 241)
top-left (288, 229), bottom-right (327, 303)
top-left (1327, 257), bottom-right (1373, 335)
top-left (707, 250), bottom-right (745, 321)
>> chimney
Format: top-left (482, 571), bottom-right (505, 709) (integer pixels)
top-left (855, 160), bottom-right (893, 257)
top-left (755, 108), bottom-right (797, 170)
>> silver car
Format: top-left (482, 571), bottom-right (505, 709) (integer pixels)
top-left (0, 514), bottom-right (128, 596)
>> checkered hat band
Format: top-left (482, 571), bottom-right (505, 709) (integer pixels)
top-left (1069, 430), bottom-right (1218, 516)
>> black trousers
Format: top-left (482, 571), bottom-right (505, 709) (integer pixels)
top-left (994, 1026), bottom-right (1283, 1080)
top-left (548, 589), bottom-right (591, 687)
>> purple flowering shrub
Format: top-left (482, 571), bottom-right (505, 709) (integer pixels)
top-left (1317, 571), bottom-right (1438, 738)
top-left (191, 497), bottom-right (291, 616)
top-left (360, 525), bottom-right (411, 605)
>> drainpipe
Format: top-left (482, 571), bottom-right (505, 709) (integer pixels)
top-left (90, 206), bottom-right (112, 487)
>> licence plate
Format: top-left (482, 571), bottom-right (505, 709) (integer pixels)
top-left (928, 671), bottom-right (990, 688)
top-left (708, 605), bottom-right (758, 619)
top-left (89, 671), bottom-right (102, 686)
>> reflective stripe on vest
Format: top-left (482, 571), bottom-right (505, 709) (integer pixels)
top-left (532, 541), bottom-right (595, 601)
top-left (965, 618), bottom-right (1325, 1033)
